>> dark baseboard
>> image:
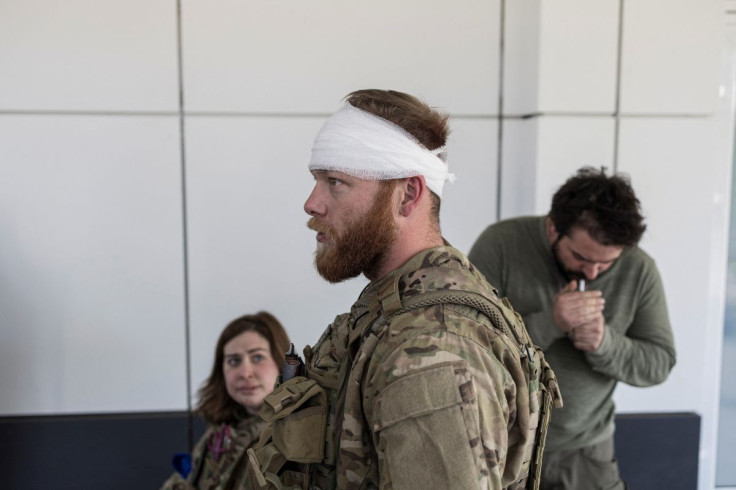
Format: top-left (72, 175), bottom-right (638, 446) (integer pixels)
top-left (0, 411), bottom-right (700, 489)
top-left (0, 411), bottom-right (204, 490)
top-left (615, 412), bottom-right (700, 490)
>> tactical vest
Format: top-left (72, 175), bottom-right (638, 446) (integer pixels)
top-left (245, 268), bottom-right (562, 490)
top-left (160, 416), bottom-right (265, 490)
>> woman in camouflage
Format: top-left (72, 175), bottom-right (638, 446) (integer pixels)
top-left (161, 311), bottom-right (290, 490)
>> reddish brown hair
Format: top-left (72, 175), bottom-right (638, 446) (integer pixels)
top-left (345, 89), bottom-right (450, 228)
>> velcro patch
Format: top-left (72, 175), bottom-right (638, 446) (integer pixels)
top-left (374, 363), bottom-right (464, 431)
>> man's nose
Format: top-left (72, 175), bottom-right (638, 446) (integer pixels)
top-left (304, 185), bottom-right (325, 217)
top-left (583, 263), bottom-right (601, 281)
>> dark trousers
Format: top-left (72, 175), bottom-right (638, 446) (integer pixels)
top-left (540, 437), bottom-right (626, 490)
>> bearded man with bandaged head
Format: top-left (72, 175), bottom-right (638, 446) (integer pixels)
top-left (243, 89), bottom-right (561, 490)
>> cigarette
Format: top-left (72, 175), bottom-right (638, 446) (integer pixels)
top-left (577, 279), bottom-right (586, 292)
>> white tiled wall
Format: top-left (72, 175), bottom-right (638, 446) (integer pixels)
top-left (181, 0), bottom-right (500, 115)
top-left (0, 115), bottom-right (186, 413)
top-left (500, 119), bottom-right (539, 217)
top-left (499, 116), bottom-right (615, 218)
top-left (615, 117), bottom-right (727, 489)
top-left (0, 0), bottom-right (179, 112)
top-left (441, 118), bottom-right (499, 254)
top-left (534, 116), bottom-right (616, 205)
top-left (503, 0), bottom-right (541, 116)
top-left (504, 0), bottom-right (619, 115)
top-left (536, 0), bottom-right (619, 114)
top-left (619, 0), bottom-right (721, 115)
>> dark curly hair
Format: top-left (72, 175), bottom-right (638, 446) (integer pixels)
top-left (549, 166), bottom-right (646, 247)
top-left (195, 311), bottom-right (290, 425)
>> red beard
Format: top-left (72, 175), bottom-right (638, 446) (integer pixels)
top-left (307, 184), bottom-right (397, 283)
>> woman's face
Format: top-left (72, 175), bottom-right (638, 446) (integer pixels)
top-left (223, 331), bottom-right (280, 415)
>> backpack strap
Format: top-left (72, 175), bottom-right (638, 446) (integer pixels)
top-left (390, 288), bottom-right (515, 343)
top-left (378, 274), bottom-right (403, 317)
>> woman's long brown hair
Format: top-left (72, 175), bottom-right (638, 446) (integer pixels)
top-left (195, 311), bottom-right (290, 425)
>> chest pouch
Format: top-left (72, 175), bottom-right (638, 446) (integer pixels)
top-left (246, 376), bottom-right (328, 489)
top-left (260, 376), bottom-right (328, 463)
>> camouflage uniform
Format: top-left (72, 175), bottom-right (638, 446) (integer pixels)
top-left (161, 415), bottom-right (264, 490)
top-left (247, 245), bottom-right (560, 489)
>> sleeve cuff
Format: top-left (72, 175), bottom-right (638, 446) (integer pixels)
top-left (586, 323), bottom-right (616, 361)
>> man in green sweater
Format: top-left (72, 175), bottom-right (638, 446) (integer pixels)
top-left (468, 167), bottom-right (676, 490)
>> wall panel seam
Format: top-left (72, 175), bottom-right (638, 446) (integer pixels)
top-left (175, 0), bottom-right (194, 452)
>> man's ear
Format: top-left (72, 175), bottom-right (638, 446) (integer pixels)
top-left (398, 176), bottom-right (426, 217)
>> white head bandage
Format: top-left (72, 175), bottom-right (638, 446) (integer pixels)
top-left (308, 103), bottom-right (455, 197)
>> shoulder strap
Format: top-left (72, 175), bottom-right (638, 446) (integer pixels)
top-left (387, 286), bottom-right (520, 347)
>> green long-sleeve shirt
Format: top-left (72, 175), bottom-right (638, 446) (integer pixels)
top-left (468, 216), bottom-right (676, 452)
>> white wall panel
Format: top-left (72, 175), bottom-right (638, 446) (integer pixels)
top-left (441, 118), bottom-right (498, 254)
top-left (537, 0), bottom-right (619, 114)
top-left (181, 0), bottom-right (500, 115)
top-left (616, 117), bottom-right (725, 489)
top-left (615, 117), bottom-right (721, 411)
top-left (0, 0), bottom-right (179, 112)
top-left (185, 116), bottom-right (369, 396)
top-left (500, 118), bottom-right (539, 218)
top-left (619, 0), bottom-right (721, 115)
top-left (504, 0), bottom-right (618, 115)
top-left (0, 115), bottom-right (186, 414)
top-left (536, 117), bottom-right (616, 207)
top-left (503, 0), bottom-right (541, 116)
top-left (501, 116), bottom-right (615, 218)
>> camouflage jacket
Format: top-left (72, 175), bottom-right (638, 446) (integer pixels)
top-left (247, 245), bottom-right (560, 489)
top-left (161, 415), bottom-right (265, 490)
